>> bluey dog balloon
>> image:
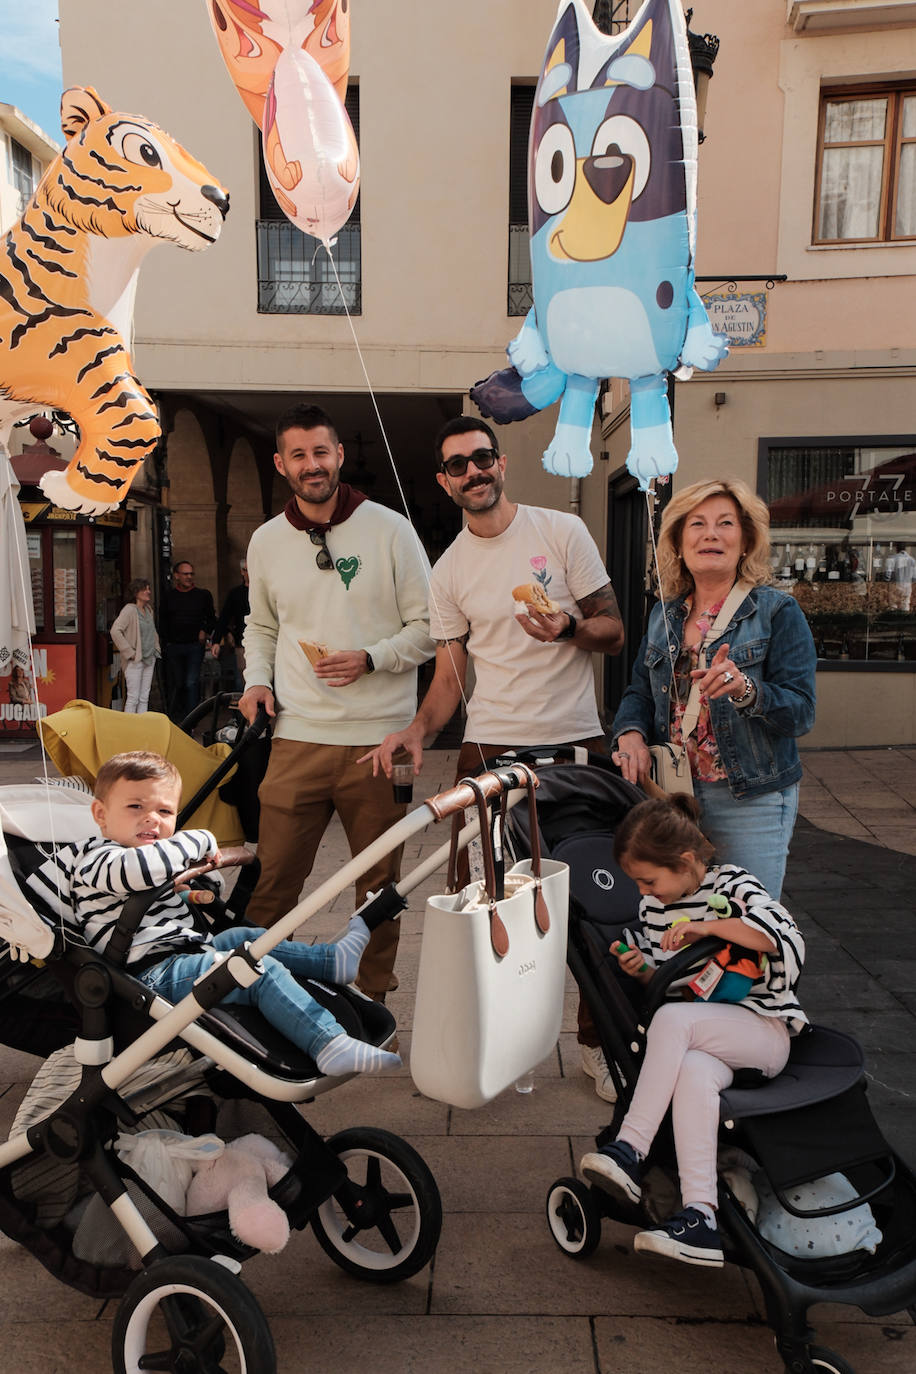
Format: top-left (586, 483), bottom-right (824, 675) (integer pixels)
top-left (471, 0), bottom-right (727, 488)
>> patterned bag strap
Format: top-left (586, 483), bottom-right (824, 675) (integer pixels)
top-left (680, 580), bottom-right (752, 741)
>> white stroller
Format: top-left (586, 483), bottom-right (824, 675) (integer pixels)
top-left (0, 767), bottom-right (529, 1374)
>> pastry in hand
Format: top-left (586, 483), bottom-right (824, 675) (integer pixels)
top-left (511, 582), bottom-right (560, 615)
top-left (299, 639), bottom-right (330, 668)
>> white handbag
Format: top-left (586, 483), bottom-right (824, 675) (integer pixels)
top-left (410, 770), bottom-right (569, 1110)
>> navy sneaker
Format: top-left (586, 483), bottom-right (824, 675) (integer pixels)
top-left (634, 1206), bottom-right (724, 1267)
top-left (580, 1140), bottom-right (643, 1205)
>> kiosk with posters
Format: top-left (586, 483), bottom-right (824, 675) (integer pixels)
top-left (1, 423), bottom-right (134, 737)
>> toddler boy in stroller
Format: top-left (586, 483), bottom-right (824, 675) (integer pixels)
top-left (40, 749), bottom-right (401, 1080)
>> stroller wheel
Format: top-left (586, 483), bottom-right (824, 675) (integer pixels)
top-left (112, 1254), bottom-right (275, 1374)
top-left (782, 1347), bottom-right (855, 1374)
top-left (311, 1126), bottom-right (443, 1284)
top-left (545, 1177), bottom-right (602, 1258)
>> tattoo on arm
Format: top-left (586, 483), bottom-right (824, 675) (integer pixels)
top-left (577, 582), bottom-right (622, 622)
top-left (435, 634), bottom-right (469, 650)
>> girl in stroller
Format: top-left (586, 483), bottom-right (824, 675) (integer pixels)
top-left (580, 794), bottom-right (808, 1267)
top-left (39, 749), bottom-right (401, 1078)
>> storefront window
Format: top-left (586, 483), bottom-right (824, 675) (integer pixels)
top-left (52, 531), bottom-right (78, 634)
top-left (765, 442), bottom-right (916, 664)
top-left (26, 530), bottom-right (44, 630)
top-left (95, 530), bottom-right (123, 633)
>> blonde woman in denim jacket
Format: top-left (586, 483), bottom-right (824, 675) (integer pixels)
top-left (612, 480), bottom-right (816, 898)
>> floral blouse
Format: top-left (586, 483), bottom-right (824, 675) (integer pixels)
top-left (669, 598), bottom-right (728, 783)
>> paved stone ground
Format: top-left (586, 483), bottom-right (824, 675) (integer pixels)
top-left (0, 741), bottom-right (914, 1373)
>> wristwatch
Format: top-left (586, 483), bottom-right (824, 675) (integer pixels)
top-left (364, 651), bottom-right (375, 674)
top-left (556, 612), bottom-right (577, 641)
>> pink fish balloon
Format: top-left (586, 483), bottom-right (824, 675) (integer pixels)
top-left (205, 0), bottom-right (358, 243)
top-left (263, 45), bottom-right (359, 241)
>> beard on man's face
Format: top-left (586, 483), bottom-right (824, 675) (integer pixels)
top-left (448, 467), bottom-right (503, 511)
top-left (284, 464), bottom-right (341, 506)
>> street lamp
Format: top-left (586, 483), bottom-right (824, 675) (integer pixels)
top-left (685, 8), bottom-right (720, 142)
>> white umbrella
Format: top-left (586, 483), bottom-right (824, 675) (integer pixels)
top-left (0, 439), bottom-right (36, 686)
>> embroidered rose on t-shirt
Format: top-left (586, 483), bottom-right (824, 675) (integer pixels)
top-left (530, 555), bottom-right (552, 592)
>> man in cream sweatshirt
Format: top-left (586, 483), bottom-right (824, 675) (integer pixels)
top-left (239, 403), bottom-right (433, 1000)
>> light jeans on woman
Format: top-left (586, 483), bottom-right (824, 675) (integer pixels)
top-left (124, 659), bottom-right (155, 713)
top-left (137, 926), bottom-right (344, 1056)
top-left (694, 780), bottom-right (799, 900)
top-left (619, 1002), bottom-right (791, 1207)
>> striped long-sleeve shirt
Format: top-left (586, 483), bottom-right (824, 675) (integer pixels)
top-left (629, 864), bottom-right (809, 1034)
top-left (28, 830), bottom-right (217, 967)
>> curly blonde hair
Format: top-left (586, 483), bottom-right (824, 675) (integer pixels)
top-left (655, 478), bottom-right (773, 599)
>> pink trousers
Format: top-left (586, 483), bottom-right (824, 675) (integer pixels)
top-left (619, 1001), bottom-right (791, 1208)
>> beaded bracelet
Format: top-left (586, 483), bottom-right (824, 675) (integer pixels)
top-left (729, 673), bottom-right (756, 708)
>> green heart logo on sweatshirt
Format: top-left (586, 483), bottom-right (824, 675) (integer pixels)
top-left (335, 556), bottom-right (360, 590)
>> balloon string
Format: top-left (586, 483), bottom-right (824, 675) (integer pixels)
top-left (645, 484), bottom-right (686, 717)
top-left (322, 244), bottom-right (486, 775)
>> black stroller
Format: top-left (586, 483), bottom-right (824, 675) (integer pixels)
top-left (0, 720), bottom-right (529, 1372)
top-left (492, 746), bottom-right (916, 1374)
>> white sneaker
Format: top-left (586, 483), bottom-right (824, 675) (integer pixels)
top-left (580, 1044), bottom-right (617, 1103)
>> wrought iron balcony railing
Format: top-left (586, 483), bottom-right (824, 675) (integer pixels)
top-left (256, 219), bottom-right (361, 315)
top-left (508, 224), bottom-right (533, 316)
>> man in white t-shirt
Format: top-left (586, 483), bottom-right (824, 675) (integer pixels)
top-left (363, 416), bottom-right (625, 1098)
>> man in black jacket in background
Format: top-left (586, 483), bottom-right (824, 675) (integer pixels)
top-left (160, 560), bottom-right (216, 721)
top-left (210, 558), bottom-right (250, 693)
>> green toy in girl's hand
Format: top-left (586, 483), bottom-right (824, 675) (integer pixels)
top-left (614, 939), bottom-right (648, 973)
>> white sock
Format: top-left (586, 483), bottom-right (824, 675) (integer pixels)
top-left (685, 1201), bottom-right (717, 1227)
top-left (315, 1033), bottom-right (401, 1077)
top-left (330, 914), bottom-right (371, 983)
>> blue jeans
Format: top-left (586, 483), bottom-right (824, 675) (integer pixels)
top-left (693, 781), bottom-right (799, 900)
top-left (137, 927), bottom-right (343, 1057)
top-left (165, 641), bottom-right (206, 722)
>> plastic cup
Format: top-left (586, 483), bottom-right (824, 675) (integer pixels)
top-left (514, 1070), bottom-right (535, 1094)
top-left (391, 757), bottom-right (414, 805)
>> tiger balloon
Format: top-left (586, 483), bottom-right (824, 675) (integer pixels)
top-left (0, 87), bottom-right (229, 515)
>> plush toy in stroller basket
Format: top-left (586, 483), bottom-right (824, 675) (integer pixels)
top-left (0, 757), bottom-right (539, 1374)
top-left (491, 747), bottom-right (916, 1374)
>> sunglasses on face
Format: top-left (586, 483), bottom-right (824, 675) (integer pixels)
top-left (309, 528), bottom-right (334, 571)
top-left (439, 448), bottom-right (499, 479)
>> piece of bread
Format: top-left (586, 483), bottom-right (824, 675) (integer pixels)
top-left (299, 639), bottom-right (330, 667)
top-left (511, 582), bottom-right (560, 614)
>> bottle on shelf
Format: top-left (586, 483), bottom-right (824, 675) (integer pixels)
top-left (805, 545), bottom-right (818, 582)
top-left (816, 546), bottom-right (828, 581)
top-left (780, 543), bottom-right (793, 580)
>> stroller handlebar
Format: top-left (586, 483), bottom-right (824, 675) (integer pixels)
top-left (639, 934), bottom-right (727, 1022)
top-left (175, 846), bottom-right (256, 887)
top-left (423, 765), bottom-right (538, 822)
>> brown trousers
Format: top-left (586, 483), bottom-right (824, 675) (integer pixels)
top-left (246, 738), bottom-right (405, 997)
top-left (453, 736), bottom-right (608, 1048)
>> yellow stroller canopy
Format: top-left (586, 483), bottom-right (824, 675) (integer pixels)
top-left (38, 700), bottom-right (245, 847)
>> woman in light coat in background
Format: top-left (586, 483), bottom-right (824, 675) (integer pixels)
top-left (110, 579), bottom-right (161, 713)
